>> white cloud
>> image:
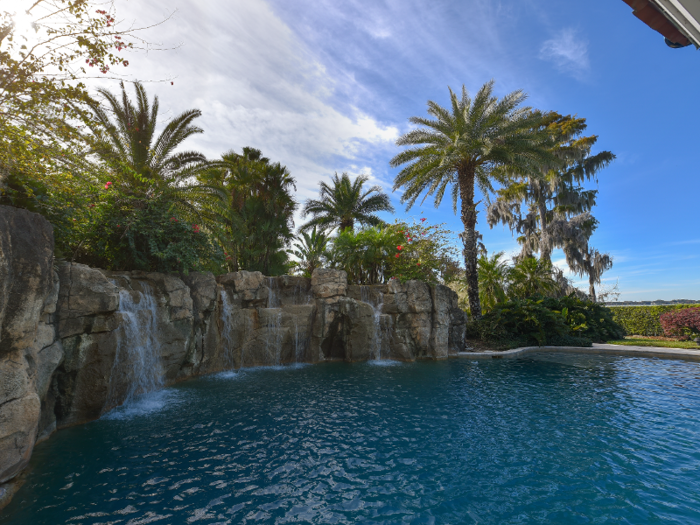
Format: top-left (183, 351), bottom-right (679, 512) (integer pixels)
top-left (101, 0), bottom-right (398, 205)
top-left (539, 28), bottom-right (590, 80)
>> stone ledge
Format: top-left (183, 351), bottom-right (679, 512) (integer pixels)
top-left (456, 343), bottom-right (700, 362)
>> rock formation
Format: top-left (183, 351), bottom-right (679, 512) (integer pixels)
top-left (0, 205), bottom-right (467, 501)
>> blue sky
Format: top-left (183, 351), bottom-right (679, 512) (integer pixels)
top-left (93, 0), bottom-right (700, 299)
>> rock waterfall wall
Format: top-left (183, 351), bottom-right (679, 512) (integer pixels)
top-left (0, 205), bottom-right (466, 501)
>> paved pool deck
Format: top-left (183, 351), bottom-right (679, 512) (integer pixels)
top-left (457, 343), bottom-right (700, 362)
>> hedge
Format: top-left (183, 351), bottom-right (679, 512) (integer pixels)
top-left (610, 304), bottom-right (700, 336)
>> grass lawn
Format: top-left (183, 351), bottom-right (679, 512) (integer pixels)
top-left (607, 338), bottom-right (700, 350)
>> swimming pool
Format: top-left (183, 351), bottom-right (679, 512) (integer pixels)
top-left (3, 354), bottom-right (700, 524)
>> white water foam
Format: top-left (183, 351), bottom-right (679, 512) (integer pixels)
top-left (106, 284), bottom-right (164, 410)
top-left (102, 389), bottom-right (184, 420)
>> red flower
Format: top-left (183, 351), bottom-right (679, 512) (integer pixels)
top-left (397, 245), bottom-right (403, 251)
top-left (104, 181), bottom-right (112, 189)
top-left (417, 263), bottom-right (421, 266)
top-left (420, 218), bottom-right (427, 222)
top-left (395, 254), bottom-right (400, 258)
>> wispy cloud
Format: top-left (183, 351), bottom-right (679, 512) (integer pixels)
top-left (539, 28), bottom-right (590, 80)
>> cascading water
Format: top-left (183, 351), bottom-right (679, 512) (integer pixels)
top-left (219, 288), bottom-right (236, 368)
top-left (107, 283), bottom-right (164, 408)
top-left (265, 278), bottom-right (283, 365)
top-left (361, 286), bottom-right (387, 361)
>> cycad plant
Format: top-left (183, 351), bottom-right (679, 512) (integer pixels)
top-left (301, 172), bottom-right (394, 233)
top-left (390, 81), bottom-right (554, 317)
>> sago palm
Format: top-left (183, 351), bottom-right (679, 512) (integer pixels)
top-left (390, 81), bottom-right (554, 318)
top-left (301, 172), bottom-right (394, 233)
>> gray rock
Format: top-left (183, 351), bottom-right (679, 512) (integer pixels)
top-left (311, 269), bottom-right (347, 299)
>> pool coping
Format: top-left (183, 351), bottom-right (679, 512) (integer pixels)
top-left (456, 343), bottom-right (700, 362)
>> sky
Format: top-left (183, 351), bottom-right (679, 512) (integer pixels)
top-left (11, 0), bottom-right (700, 300)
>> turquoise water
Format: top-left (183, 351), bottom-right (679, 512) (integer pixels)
top-left (3, 354), bottom-right (700, 524)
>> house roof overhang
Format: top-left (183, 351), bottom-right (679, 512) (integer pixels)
top-left (623, 0), bottom-right (700, 48)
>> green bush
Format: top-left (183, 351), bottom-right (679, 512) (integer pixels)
top-left (469, 295), bottom-right (624, 349)
top-left (611, 305), bottom-right (700, 336)
top-left (75, 190), bottom-right (222, 274)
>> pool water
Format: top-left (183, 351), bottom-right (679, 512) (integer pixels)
top-left (3, 354), bottom-right (700, 524)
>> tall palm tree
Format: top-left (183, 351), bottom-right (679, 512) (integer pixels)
top-left (487, 114), bottom-right (614, 263)
top-left (301, 172), bottom-right (394, 233)
top-left (390, 81), bottom-right (554, 317)
top-left (197, 148), bottom-right (297, 274)
top-left (88, 81), bottom-right (205, 191)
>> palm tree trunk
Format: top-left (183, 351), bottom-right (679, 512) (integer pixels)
top-left (459, 164), bottom-right (482, 318)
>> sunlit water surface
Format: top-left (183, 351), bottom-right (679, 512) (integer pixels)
top-left (3, 354), bottom-right (700, 524)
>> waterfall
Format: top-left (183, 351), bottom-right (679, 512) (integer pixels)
top-left (267, 277), bottom-right (280, 308)
top-left (220, 288), bottom-right (236, 368)
top-left (264, 308), bottom-right (283, 365)
top-left (361, 286), bottom-right (387, 361)
top-left (107, 283), bottom-right (164, 408)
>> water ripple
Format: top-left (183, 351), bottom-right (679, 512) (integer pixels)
top-left (3, 354), bottom-right (700, 524)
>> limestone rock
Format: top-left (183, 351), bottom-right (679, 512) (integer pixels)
top-left (311, 269), bottom-right (347, 299)
top-left (0, 206), bottom-right (54, 356)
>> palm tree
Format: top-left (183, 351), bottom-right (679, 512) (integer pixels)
top-left (487, 114), bottom-right (614, 263)
top-left (197, 148), bottom-right (297, 274)
top-left (507, 256), bottom-right (558, 299)
top-left (88, 82), bottom-right (205, 191)
top-left (301, 172), bottom-right (394, 233)
top-left (390, 81), bottom-right (554, 318)
top-left (290, 227), bottom-right (329, 277)
top-left (477, 252), bottom-right (509, 313)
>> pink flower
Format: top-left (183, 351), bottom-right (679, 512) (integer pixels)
top-left (420, 218), bottom-right (426, 222)
top-left (105, 181), bottom-right (112, 189)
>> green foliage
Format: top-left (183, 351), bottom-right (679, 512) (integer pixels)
top-left (197, 148), bottom-right (297, 276)
top-left (469, 295), bottom-right (624, 349)
top-left (74, 188), bottom-right (221, 273)
top-left (477, 252), bottom-right (508, 312)
top-left (327, 219), bottom-right (461, 285)
top-left (1, 1), bottom-right (140, 183)
top-left (611, 305), bottom-right (700, 336)
top-left (507, 256), bottom-right (559, 299)
top-left (290, 228), bottom-right (329, 278)
top-left (300, 172), bottom-right (394, 233)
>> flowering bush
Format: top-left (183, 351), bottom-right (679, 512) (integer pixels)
top-left (660, 308), bottom-right (700, 339)
top-left (73, 185), bottom-right (222, 273)
top-left (327, 219), bottom-right (461, 285)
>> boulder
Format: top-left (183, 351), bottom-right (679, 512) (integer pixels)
top-left (311, 269), bottom-right (347, 299)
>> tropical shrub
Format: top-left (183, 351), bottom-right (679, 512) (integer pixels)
top-left (469, 295), bottom-right (624, 349)
top-left (660, 308), bottom-right (700, 339)
top-left (611, 305), bottom-right (700, 336)
top-left (74, 186), bottom-right (221, 273)
top-left (327, 219), bottom-right (461, 285)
